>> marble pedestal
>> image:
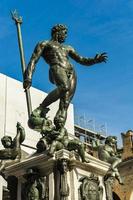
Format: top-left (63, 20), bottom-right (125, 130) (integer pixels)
top-left (4, 150), bottom-right (110, 200)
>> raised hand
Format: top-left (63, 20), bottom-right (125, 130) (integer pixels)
top-left (94, 52), bottom-right (107, 63)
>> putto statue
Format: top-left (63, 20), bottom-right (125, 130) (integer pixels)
top-left (23, 24), bottom-right (107, 130)
top-left (0, 122), bottom-right (25, 174)
top-left (92, 136), bottom-right (123, 185)
top-left (36, 116), bottom-right (89, 162)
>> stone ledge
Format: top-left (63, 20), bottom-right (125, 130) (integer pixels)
top-left (4, 149), bottom-right (110, 178)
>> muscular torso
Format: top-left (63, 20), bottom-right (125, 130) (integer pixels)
top-left (104, 145), bottom-right (115, 155)
top-left (42, 41), bottom-right (73, 70)
top-left (0, 148), bottom-right (20, 160)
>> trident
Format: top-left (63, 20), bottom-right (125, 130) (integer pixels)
top-left (11, 10), bottom-right (32, 117)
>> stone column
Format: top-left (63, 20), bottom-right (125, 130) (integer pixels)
top-left (49, 172), bottom-right (55, 200)
top-left (0, 176), bottom-right (5, 200)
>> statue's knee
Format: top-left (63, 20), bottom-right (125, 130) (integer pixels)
top-left (61, 84), bottom-right (69, 93)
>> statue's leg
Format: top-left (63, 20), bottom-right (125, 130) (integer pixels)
top-left (41, 67), bottom-right (70, 109)
top-left (40, 87), bottom-right (64, 108)
top-left (48, 141), bottom-right (57, 155)
top-left (109, 157), bottom-right (122, 170)
top-left (115, 170), bottom-right (124, 184)
top-left (67, 140), bottom-right (89, 163)
top-left (55, 70), bottom-right (77, 123)
top-left (77, 143), bottom-right (89, 163)
top-left (77, 143), bottom-right (86, 162)
top-left (107, 157), bottom-right (123, 184)
top-left (55, 98), bottom-right (69, 123)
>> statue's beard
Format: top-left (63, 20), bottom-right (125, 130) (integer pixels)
top-left (58, 37), bottom-right (65, 43)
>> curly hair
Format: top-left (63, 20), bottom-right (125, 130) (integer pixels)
top-left (51, 24), bottom-right (68, 37)
top-left (1, 136), bottom-right (12, 146)
top-left (105, 136), bottom-right (117, 144)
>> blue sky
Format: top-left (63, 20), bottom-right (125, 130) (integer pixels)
top-left (0, 0), bottom-right (133, 144)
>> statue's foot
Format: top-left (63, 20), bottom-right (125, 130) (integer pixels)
top-left (82, 158), bottom-right (90, 163)
top-left (118, 178), bottom-right (124, 185)
top-left (40, 107), bottom-right (50, 117)
top-left (119, 181), bottom-right (124, 185)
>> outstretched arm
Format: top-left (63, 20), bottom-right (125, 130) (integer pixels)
top-left (13, 122), bottom-right (25, 149)
top-left (23, 41), bottom-right (46, 90)
top-left (68, 46), bottom-right (107, 66)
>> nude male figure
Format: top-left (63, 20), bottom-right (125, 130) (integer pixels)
top-left (23, 24), bottom-right (107, 128)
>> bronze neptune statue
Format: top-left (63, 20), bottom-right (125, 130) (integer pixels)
top-left (23, 24), bottom-right (107, 129)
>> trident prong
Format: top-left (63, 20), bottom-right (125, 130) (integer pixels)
top-left (11, 10), bottom-right (22, 24)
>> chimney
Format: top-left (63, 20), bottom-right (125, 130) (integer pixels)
top-left (121, 130), bottom-right (133, 160)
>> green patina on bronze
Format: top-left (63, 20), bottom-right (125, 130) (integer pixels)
top-left (0, 122), bottom-right (25, 174)
top-left (23, 24), bottom-right (107, 130)
top-left (92, 136), bottom-right (123, 185)
top-left (36, 117), bottom-right (89, 162)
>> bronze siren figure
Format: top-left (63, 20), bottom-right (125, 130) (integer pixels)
top-left (23, 24), bottom-right (107, 129)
